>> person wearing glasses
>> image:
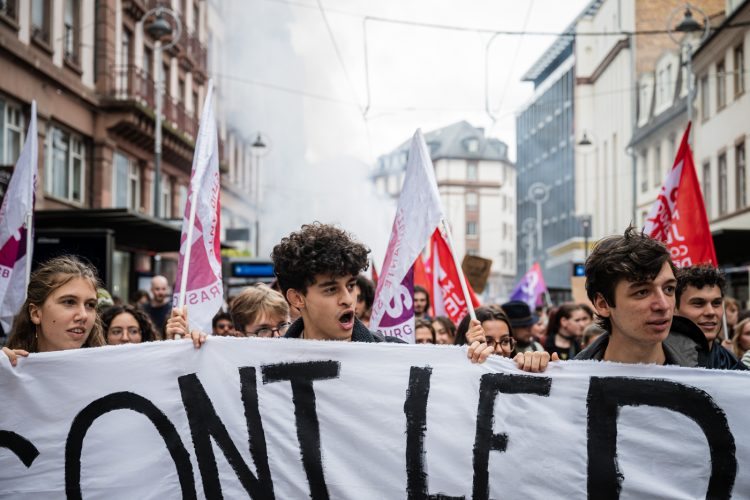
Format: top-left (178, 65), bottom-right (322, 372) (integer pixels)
top-left (229, 284), bottom-right (291, 338)
top-left (454, 307), bottom-right (517, 358)
top-left (101, 305), bottom-right (160, 345)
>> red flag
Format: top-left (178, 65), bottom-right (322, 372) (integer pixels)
top-left (413, 254), bottom-right (429, 290)
top-left (644, 122), bottom-right (717, 267)
top-left (429, 229), bottom-right (480, 325)
top-left (370, 259), bottom-right (379, 285)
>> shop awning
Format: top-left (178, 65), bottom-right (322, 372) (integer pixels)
top-left (36, 208), bottom-right (182, 254)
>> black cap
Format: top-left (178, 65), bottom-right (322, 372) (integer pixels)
top-left (501, 300), bottom-right (538, 328)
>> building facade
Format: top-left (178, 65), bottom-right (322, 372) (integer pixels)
top-left (516, 19), bottom-right (578, 298)
top-left (0, 0), bottom-right (257, 301)
top-left (372, 121), bottom-right (517, 301)
top-left (692, 0), bottom-right (750, 305)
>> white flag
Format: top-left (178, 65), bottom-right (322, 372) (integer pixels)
top-left (173, 81), bottom-right (223, 334)
top-left (0, 101), bottom-right (37, 332)
top-left (370, 130), bottom-right (444, 342)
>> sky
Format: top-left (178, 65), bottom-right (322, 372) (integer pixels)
top-left (219, 0), bottom-right (591, 265)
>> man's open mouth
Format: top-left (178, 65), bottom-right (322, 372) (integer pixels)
top-left (338, 310), bottom-right (355, 326)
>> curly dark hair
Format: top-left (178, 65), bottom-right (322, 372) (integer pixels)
top-left (585, 226), bottom-right (676, 332)
top-left (675, 265), bottom-right (726, 307)
top-left (271, 222), bottom-right (370, 295)
top-left (101, 305), bottom-right (160, 342)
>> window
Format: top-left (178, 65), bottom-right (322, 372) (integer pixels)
top-left (668, 133), bottom-right (677, 167)
top-left (64, 0), bottom-right (80, 64)
top-left (640, 150), bottom-right (648, 192)
top-left (717, 60), bottom-right (726, 110)
top-left (31, 0), bottom-right (50, 44)
top-left (702, 162), bottom-right (712, 216)
top-left (701, 75), bottom-right (710, 120)
top-left (735, 44), bottom-right (745, 97)
top-left (178, 78), bottom-right (185, 104)
top-left (466, 221), bottom-right (477, 236)
top-left (0, 100), bottom-right (24, 165)
top-left (1, 0), bottom-right (18, 21)
top-left (193, 3), bottom-right (200, 34)
top-left (118, 29), bottom-right (132, 96)
top-left (718, 153), bottom-right (728, 215)
top-left (112, 151), bottom-right (140, 210)
top-left (736, 142), bottom-right (746, 210)
top-left (179, 184), bottom-right (188, 217)
top-left (45, 126), bottom-right (85, 203)
top-left (467, 161), bottom-right (478, 181)
top-left (466, 192), bottom-right (478, 209)
top-left (192, 91), bottom-right (199, 117)
top-left (143, 47), bottom-right (153, 79)
top-left (653, 145), bottom-right (662, 187)
top-left (161, 175), bottom-right (172, 218)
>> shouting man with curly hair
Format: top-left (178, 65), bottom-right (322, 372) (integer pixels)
top-left (272, 223), bottom-right (400, 343)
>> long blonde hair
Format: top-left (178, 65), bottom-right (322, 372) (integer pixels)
top-left (6, 255), bottom-right (105, 352)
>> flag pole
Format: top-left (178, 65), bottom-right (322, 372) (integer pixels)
top-left (24, 101), bottom-right (37, 291)
top-left (440, 218), bottom-right (476, 321)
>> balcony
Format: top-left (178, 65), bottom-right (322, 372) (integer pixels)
top-left (101, 65), bottom-right (198, 172)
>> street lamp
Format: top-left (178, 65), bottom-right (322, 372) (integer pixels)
top-left (581, 214), bottom-right (592, 260)
top-left (251, 133), bottom-right (268, 257)
top-left (667, 4), bottom-right (710, 137)
top-left (527, 182), bottom-right (549, 252)
top-left (521, 217), bottom-right (536, 272)
top-left (143, 7), bottom-right (181, 218)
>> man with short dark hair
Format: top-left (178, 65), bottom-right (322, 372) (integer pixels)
top-left (673, 265), bottom-right (745, 370)
top-left (413, 285), bottom-right (431, 321)
top-left (212, 311), bottom-right (235, 337)
top-left (576, 227), bottom-right (690, 365)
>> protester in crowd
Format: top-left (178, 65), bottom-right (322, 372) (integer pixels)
top-left (579, 303), bottom-right (594, 329)
top-left (354, 275), bottom-right (375, 327)
top-left (544, 303), bottom-right (587, 360)
top-left (501, 300), bottom-right (544, 352)
top-left (414, 319), bottom-right (436, 344)
top-left (581, 323), bottom-right (605, 349)
top-left (2, 255), bottom-right (105, 366)
top-left (730, 317), bottom-right (750, 365)
top-left (725, 296), bottom-right (739, 338)
top-left (531, 314), bottom-right (547, 347)
top-left (231, 284), bottom-right (291, 337)
top-left (212, 311), bottom-right (236, 337)
top-left (101, 305), bottom-right (159, 345)
top-left (673, 265), bottom-right (745, 370)
top-left (130, 289), bottom-right (150, 308)
top-left (413, 285), bottom-right (431, 321)
top-left (576, 227), bottom-right (701, 366)
top-left (143, 275), bottom-right (172, 333)
top-left (455, 307), bottom-right (519, 359)
top-left (432, 316), bottom-right (456, 345)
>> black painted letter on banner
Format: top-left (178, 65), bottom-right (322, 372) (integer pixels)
top-left (65, 391), bottom-right (196, 500)
top-left (586, 377), bottom-right (737, 500)
top-left (0, 430), bottom-right (39, 468)
top-left (178, 367), bottom-right (274, 499)
top-left (404, 366), bottom-right (464, 500)
top-left (262, 361), bottom-right (340, 500)
top-left (472, 374), bottom-right (552, 500)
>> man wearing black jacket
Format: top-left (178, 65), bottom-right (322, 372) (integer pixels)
top-left (673, 265), bottom-right (746, 370)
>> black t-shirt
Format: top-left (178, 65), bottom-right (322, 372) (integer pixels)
top-left (144, 302), bottom-right (172, 331)
top-left (546, 337), bottom-right (580, 360)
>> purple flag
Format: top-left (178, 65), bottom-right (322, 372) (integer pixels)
top-left (510, 263), bottom-right (547, 310)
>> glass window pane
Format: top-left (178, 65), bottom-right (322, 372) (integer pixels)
top-left (113, 152), bottom-right (129, 207)
top-left (52, 129), bottom-right (69, 199)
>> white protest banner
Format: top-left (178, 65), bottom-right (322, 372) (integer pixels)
top-left (1, 339), bottom-right (748, 499)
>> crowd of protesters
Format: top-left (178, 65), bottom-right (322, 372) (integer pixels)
top-left (2, 224), bottom-right (749, 374)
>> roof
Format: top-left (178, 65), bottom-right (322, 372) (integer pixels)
top-left (692, 0), bottom-right (750, 61)
top-left (35, 208), bottom-right (183, 253)
top-left (521, 0), bottom-right (605, 83)
top-left (376, 121), bottom-right (511, 174)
